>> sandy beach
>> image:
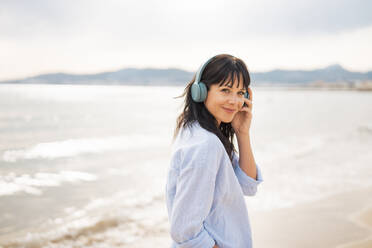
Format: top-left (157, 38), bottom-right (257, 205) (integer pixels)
top-left (135, 186), bottom-right (372, 248)
top-left (250, 186), bottom-right (372, 248)
top-left (339, 198), bottom-right (372, 248)
top-left (4, 185), bottom-right (370, 248)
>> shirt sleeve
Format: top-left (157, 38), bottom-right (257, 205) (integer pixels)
top-left (169, 140), bottom-right (220, 248)
top-left (232, 151), bottom-right (263, 196)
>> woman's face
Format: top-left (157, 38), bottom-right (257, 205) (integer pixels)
top-left (204, 74), bottom-right (246, 126)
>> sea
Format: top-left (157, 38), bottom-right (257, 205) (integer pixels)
top-left (0, 83), bottom-right (371, 247)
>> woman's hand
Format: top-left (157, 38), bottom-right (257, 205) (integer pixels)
top-left (213, 245), bottom-right (219, 248)
top-left (231, 87), bottom-right (253, 136)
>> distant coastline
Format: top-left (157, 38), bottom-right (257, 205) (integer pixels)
top-left (1, 64), bottom-right (371, 91)
top-left (254, 81), bottom-right (372, 91)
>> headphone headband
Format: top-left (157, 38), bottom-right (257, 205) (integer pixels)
top-left (191, 54), bottom-right (249, 103)
top-left (190, 55), bottom-right (217, 102)
top-left (194, 56), bottom-right (215, 84)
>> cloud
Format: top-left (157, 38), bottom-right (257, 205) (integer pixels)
top-left (0, 0), bottom-right (371, 80)
top-left (1, 0), bottom-right (371, 40)
top-left (235, 0), bottom-right (372, 36)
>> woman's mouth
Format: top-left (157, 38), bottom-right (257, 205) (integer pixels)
top-left (222, 107), bottom-right (235, 113)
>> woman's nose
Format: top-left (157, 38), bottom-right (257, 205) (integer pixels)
top-left (228, 94), bottom-right (242, 105)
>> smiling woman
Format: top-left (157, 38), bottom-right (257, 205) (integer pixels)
top-left (165, 54), bottom-right (263, 248)
top-left (204, 74), bottom-right (247, 126)
top-left (173, 54), bottom-right (252, 161)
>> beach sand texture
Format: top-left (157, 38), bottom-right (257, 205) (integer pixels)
top-left (338, 199), bottom-right (372, 248)
top-left (115, 186), bottom-right (372, 248)
top-left (250, 186), bottom-right (372, 248)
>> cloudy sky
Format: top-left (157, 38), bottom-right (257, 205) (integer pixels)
top-left (1, 0), bottom-right (371, 80)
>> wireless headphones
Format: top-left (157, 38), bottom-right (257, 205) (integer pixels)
top-left (191, 56), bottom-right (249, 103)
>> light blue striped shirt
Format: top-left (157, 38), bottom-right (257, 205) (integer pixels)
top-left (165, 121), bottom-right (263, 248)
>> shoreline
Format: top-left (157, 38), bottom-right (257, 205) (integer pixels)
top-left (337, 201), bottom-right (372, 248)
top-left (251, 186), bottom-right (372, 248)
top-left (1, 82), bottom-right (372, 91)
top-left (1, 186), bottom-right (372, 247)
top-left (113, 186), bottom-right (372, 248)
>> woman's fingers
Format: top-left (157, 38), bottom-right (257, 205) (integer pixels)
top-left (243, 98), bottom-right (253, 109)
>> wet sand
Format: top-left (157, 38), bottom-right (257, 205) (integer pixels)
top-left (152, 186), bottom-right (372, 248)
top-left (251, 186), bottom-right (372, 248)
top-left (2, 186), bottom-right (372, 248)
top-left (337, 200), bottom-right (372, 248)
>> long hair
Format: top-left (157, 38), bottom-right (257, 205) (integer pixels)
top-left (172, 54), bottom-right (251, 162)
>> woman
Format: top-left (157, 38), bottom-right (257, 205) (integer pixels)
top-left (165, 54), bottom-right (263, 248)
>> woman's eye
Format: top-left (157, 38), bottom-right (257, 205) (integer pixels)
top-left (221, 89), bottom-right (245, 95)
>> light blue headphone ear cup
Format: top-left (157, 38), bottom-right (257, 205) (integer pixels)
top-left (198, 82), bottom-right (207, 102)
top-left (191, 83), bottom-right (201, 102)
top-left (191, 82), bottom-right (208, 102)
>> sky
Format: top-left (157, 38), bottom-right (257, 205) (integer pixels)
top-left (1, 0), bottom-right (371, 80)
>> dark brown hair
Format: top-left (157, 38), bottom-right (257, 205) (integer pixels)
top-left (172, 54), bottom-right (251, 162)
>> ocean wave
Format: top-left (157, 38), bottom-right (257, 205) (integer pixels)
top-left (2, 134), bottom-right (167, 162)
top-left (0, 171), bottom-right (97, 196)
top-left (0, 191), bottom-right (168, 248)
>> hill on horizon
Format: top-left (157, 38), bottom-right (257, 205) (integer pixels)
top-left (1, 64), bottom-right (371, 86)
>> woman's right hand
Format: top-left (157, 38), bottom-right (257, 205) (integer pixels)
top-left (213, 245), bottom-right (219, 248)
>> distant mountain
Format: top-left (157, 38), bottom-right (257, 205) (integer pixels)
top-left (252, 64), bottom-right (372, 83)
top-left (1, 64), bottom-right (371, 86)
top-left (0, 68), bottom-right (193, 86)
